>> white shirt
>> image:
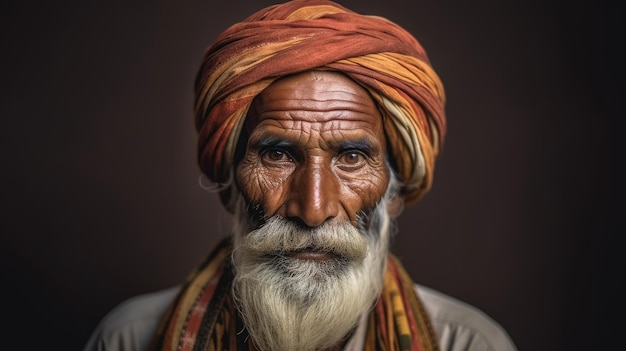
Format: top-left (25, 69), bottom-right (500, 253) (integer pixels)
top-left (84, 284), bottom-right (517, 351)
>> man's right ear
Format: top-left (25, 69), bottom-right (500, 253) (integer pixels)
top-left (387, 195), bottom-right (405, 219)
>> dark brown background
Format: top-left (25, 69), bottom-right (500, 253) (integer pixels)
top-left (2, 0), bottom-right (623, 350)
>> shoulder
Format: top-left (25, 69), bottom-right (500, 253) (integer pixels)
top-left (415, 284), bottom-right (518, 351)
top-left (83, 286), bottom-right (180, 351)
top-left (84, 284), bottom-right (517, 351)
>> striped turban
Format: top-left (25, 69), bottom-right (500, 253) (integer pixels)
top-left (195, 0), bottom-right (446, 207)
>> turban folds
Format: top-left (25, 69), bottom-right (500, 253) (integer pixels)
top-left (195, 0), bottom-right (446, 206)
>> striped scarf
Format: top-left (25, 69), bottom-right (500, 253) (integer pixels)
top-left (150, 239), bottom-right (439, 351)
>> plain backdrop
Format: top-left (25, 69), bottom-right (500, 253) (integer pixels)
top-left (2, 0), bottom-right (623, 350)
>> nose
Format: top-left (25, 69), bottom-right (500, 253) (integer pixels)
top-left (285, 162), bottom-right (340, 227)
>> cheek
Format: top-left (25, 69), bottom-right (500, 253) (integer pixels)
top-left (340, 166), bottom-right (390, 214)
top-left (236, 156), bottom-right (290, 209)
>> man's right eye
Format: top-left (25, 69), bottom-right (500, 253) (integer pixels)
top-left (262, 148), bottom-right (292, 162)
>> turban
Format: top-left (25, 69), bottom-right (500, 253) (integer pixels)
top-left (195, 0), bottom-right (446, 207)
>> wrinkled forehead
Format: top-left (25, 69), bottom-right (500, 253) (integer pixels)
top-left (245, 71), bottom-right (384, 130)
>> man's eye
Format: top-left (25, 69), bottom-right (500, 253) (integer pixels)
top-left (338, 151), bottom-right (366, 167)
top-left (262, 148), bottom-right (291, 162)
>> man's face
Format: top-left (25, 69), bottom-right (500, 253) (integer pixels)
top-left (231, 71), bottom-right (395, 351)
top-left (236, 70), bottom-right (390, 230)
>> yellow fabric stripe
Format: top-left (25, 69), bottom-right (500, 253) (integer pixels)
top-left (285, 5), bottom-right (345, 20)
top-left (342, 54), bottom-right (445, 102)
top-left (391, 255), bottom-right (440, 351)
top-left (382, 271), bottom-right (397, 349)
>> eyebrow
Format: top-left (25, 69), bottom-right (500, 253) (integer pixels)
top-left (250, 135), bottom-right (295, 150)
top-left (249, 134), bottom-right (380, 155)
top-left (331, 138), bottom-right (379, 154)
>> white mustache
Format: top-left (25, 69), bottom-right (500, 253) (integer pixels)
top-left (239, 216), bottom-right (369, 261)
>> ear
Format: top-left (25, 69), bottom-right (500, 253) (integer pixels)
top-left (387, 195), bottom-right (405, 219)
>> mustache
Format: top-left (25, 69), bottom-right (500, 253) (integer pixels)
top-left (239, 216), bottom-right (369, 261)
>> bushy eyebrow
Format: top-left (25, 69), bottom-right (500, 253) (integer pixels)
top-left (248, 132), bottom-right (381, 156)
top-left (249, 135), bottom-right (295, 151)
top-left (329, 138), bottom-right (380, 155)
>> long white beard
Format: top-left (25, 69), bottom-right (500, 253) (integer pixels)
top-left (230, 176), bottom-right (399, 351)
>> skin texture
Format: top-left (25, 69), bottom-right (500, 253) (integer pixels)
top-left (236, 71), bottom-right (390, 238)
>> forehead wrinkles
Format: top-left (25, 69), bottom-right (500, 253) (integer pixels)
top-left (256, 89), bottom-right (375, 114)
top-left (271, 83), bottom-right (367, 99)
top-left (255, 117), bottom-right (375, 150)
top-left (245, 71), bottom-right (384, 147)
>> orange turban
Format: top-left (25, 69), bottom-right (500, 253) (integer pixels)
top-left (195, 0), bottom-right (446, 206)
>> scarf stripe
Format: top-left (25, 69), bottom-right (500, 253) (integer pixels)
top-left (192, 264), bottom-right (232, 351)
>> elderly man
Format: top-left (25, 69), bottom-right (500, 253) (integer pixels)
top-left (84, 1), bottom-right (517, 350)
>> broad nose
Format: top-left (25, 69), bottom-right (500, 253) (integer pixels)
top-left (285, 162), bottom-right (340, 227)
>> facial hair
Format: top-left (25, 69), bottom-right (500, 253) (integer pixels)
top-left (230, 175), bottom-right (399, 351)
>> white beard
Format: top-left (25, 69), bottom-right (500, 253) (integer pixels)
top-left (230, 175), bottom-right (399, 351)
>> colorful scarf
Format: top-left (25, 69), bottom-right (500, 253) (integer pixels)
top-left (150, 239), bottom-right (440, 351)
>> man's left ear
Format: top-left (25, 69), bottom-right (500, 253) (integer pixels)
top-left (387, 195), bottom-right (405, 219)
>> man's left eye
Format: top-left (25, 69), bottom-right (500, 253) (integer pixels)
top-left (337, 151), bottom-right (366, 167)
